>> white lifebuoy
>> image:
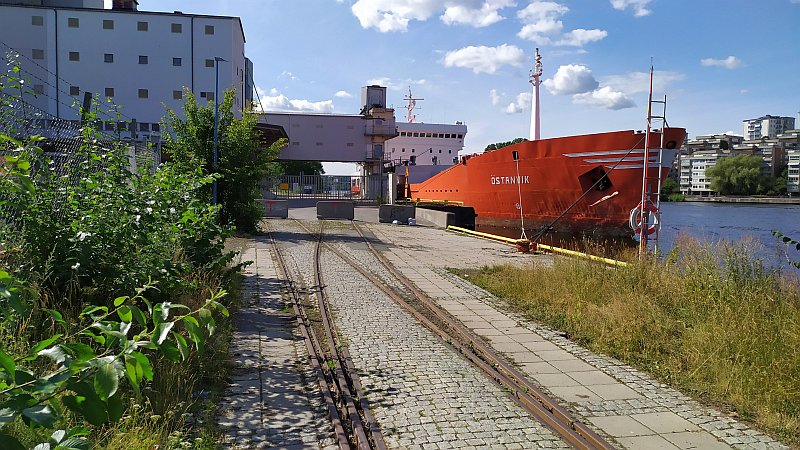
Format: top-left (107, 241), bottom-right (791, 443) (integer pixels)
top-left (629, 201), bottom-right (660, 235)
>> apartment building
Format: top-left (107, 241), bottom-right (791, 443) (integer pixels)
top-left (679, 149), bottom-right (728, 196)
top-left (0, 0), bottom-right (252, 141)
top-left (742, 115), bottom-right (795, 140)
top-left (788, 149), bottom-right (800, 195)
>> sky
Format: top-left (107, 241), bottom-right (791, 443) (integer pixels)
top-left (138, 0), bottom-right (800, 174)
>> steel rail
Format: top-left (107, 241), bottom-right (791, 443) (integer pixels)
top-left (347, 222), bottom-right (616, 450)
top-left (312, 222), bottom-right (387, 450)
top-left (264, 224), bottom-right (350, 449)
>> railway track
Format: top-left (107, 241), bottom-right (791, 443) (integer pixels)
top-left (270, 218), bottom-right (615, 449)
top-left (265, 222), bottom-right (386, 450)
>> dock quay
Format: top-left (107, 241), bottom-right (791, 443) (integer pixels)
top-left (218, 205), bottom-right (787, 450)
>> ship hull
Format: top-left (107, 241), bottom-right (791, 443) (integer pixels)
top-left (410, 128), bottom-right (687, 237)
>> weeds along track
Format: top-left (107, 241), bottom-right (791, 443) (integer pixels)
top-left (305, 219), bottom-right (615, 450)
top-left (265, 221), bottom-right (386, 450)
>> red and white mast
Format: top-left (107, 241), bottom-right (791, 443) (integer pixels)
top-left (403, 86), bottom-right (423, 123)
top-left (529, 48), bottom-right (543, 141)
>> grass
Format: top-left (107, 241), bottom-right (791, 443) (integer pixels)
top-left (461, 235), bottom-right (800, 444)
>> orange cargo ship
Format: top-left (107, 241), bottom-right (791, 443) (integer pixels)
top-left (410, 128), bottom-right (686, 237)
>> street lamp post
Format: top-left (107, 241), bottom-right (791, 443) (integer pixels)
top-left (212, 56), bottom-right (227, 205)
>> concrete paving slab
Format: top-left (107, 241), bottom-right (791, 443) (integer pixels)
top-left (550, 358), bottom-right (596, 373)
top-left (520, 362), bottom-right (561, 374)
top-left (587, 383), bottom-right (642, 400)
top-left (566, 370), bottom-right (618, 386)
top-left (616, 435), bottom-right (681, 450)
top-left (548, 386), bottom-right (602, 403)
top-left (588, 415), bottom-right (655, 437)
top-left (531, 349), bottom-right (575, 361)
top-left (506, 352), bottom-right (544, 363)
top-left (491, 342), bottom-right (530, 354)
top-left (533, 372), bottom-right (582, 387)
top-left (662, 431), bottom-right (733, 449)
top-left (521, 341), bottom-right (562, 352)
top-left (631, 412), bottom-right (701, 433)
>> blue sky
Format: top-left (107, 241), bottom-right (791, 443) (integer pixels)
top-left (140, 0), bottom-right (799, 172)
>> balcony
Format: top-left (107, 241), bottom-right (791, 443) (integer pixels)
top-left (364, 124), bottom-right (398, 137)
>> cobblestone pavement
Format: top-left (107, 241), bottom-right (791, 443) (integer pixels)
top-left (272, 220), bottom-right (570, 449)
top-left (366, 222), bottom-right (789, 450)
top-left (218, 237), bottom-right (336, 449)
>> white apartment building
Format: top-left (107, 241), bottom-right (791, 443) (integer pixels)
top-left (679, 150), bottom-right (728, 196)
top-left (742, 115), bottom-right (795, 140)
top-left (788, 149), bottom-right (800, 195)
top-left (0, 0), bottom-right (252, 141)
top-left (386, 122), bottom-right (467, 166)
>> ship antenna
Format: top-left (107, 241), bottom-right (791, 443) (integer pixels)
top-left (529, 48), bottom-right (543, 141)
top-left (403, 86), bottom-right (424, 123)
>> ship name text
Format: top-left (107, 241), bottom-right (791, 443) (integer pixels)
top-left (490, 175), bottom-right (530, 185)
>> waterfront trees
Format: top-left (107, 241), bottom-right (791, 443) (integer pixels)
top-left (485, 137), bottom-right (528, 152)
top-left (706, 154), bottom-right (765, 195)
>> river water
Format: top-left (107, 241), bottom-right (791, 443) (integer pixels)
top-left (657, 202), bottom-right (800, 271)
top-left (477, 202), bottom-right (800, 271)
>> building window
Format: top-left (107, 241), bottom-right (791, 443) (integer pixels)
top-left (171, 23), bottom-right (182, 33)
top-left (33, 84), bottom-right (44, 94)
top-left (104, 53), bottom-right (114, 63)
top-left (173, 90), bottom-right (182, 100)
top-left (69, 86), bottom-right (79, 96)
top-left (69, 51), bottom-right (80, 61)
top-left (68, 17), bottom-right (79, 28)
top-left (32, 15), bottom-right (43, 26)
top-left (347, 143), bottom-right (354, 147)
top-left (138, 89), bottom-right (148, 99)
top-left (412, 149), bottom-right (415, 153)
top-left (139, 123), bottom-right (149, 132)
top-left (205, 25), bottom-right (214, 35)
top-left (205, 59), bottom-right (214, 68)
top-left (137, 21), bottom-right (148, 31)
top-left (104, 87), bottom-right (114, 97)
top-left (172, 57), bottom-right (182, 66)
top-left (105, 122), bottom-right (116, 131)
top-left (151, 123), bottom-right (160, 132)
top-left (138, 55), bottom-right (148, 64)
top-left (117, 121), bottom-right (127, 131)
top-left (200, 91), bottom-right (213, 99)
top-left (32, 49), bottom-right (44, 60)
top-left (103, 19), bottom-right (114, 30)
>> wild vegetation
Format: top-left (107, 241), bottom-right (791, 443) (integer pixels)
top-left (463, 237), bottom-right (800, 444)
top-left (0, 67), bottom-right (274, 448)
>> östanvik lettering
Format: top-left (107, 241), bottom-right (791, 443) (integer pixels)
top-left (490, 175), bottom-right (530, 185)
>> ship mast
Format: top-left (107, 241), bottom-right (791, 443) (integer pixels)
top-left (529, 48), bottom-right (543, 141)
top-left (403, 86), bottom-right (424, 123)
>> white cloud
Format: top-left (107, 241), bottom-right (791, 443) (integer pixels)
top-left (572, 86), bottom-right (635, 110)
top-left (279, 70), bottom-right (298, 81)
top-left (258, 88), bottom-right (334, 113)
top-left (504, 92), bottom-right (532, 114)
top-left (489, 89), bottom-right (502, 106)
top-left (442, 0), bottom-right (516, 27)
top-left (351, 0), bottom-right (515, 32)
top-left (442, 44), bottom-right (525, 74)
top-left (700, 56), bottom-right (743, 69)
top-left (334, 90), bottom-right (353, 98)
top-left (740, 88), bottom-right (749, 94)
top-left (516, 1), bottom-right (607, 47)
top-left (543, 64), bottom-right (598, 95)
top-left (610, 0), bottom-right (652, 17)
top-left (366, 77), bottom-right (426, 91)
top-left (601, 70), bottom-right (685, 95)
top-left (556, 29), bottom-right (608, 46)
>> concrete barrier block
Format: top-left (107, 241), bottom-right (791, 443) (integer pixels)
top-left (379, 205), bottom-right (415, 223)
top-left (415, 208), bottom-right (455, 228)
top-left (259, 199), bottom-right (288, 218)
top-left (317, 201), bottom-right (355, 220)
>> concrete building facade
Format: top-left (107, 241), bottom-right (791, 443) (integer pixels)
top-left (742, 115), bottom-right (795, 140)
top-left (788, 149), bottom-right (800, 195)
top-left (386, 122), bottom-right (467, 166)
top-left (0, 0), bottom-right (251, 142)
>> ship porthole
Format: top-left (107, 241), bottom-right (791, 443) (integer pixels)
top-left (666, 140), bottom-right (677, 149)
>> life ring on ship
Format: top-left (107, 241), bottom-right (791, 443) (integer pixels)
top-left (666, 140), bottom-right (677, 149)
top-left (629, 201), bottom-right (660, 235)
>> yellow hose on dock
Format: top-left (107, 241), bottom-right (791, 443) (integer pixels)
top-left (446, 225), bottom-right (628, 267)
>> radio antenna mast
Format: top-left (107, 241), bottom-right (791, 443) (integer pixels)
top-left (403, 86), bottom-right (424, 123)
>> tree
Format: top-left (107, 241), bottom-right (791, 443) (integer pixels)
top-left (278, 160), bottom-right (325, 175)
top-left (660, 177), bottom-right (684, 201)
top-left (164, 90), bottom-right (286, 232)
top-left (485, 137), bottom-right (528, 152)
top-left (706, 154), bottom-right (765, 195)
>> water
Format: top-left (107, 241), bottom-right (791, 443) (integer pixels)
top-left (477, 202), bottom-right (800, 271)
top-left (658, 202), bottom-right (800, 270)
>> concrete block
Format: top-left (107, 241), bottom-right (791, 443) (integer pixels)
top-left (258, 199), bottom-right (289, 218)
top-left (379, 205), bottom-right (415, 223)
top-left (415, 208), bottom-right (454, 228)
top-left (316, 201), bottom-right (354, 220)
top-left (417, 205), bottom-right (475, 228)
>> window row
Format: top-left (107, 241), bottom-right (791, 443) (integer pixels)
top-left (97, 121), bottom-right (162, 132)
top-left (66, 85), bottom-right (196, 101)
top-left (31, 15), bottom-right (215, 35)
top-left (39, 50), bottom-right (217, 69)
top-left (398, 131), bottom-right (463, 139)
top-left (391, 148), bottom-right (453, 154)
